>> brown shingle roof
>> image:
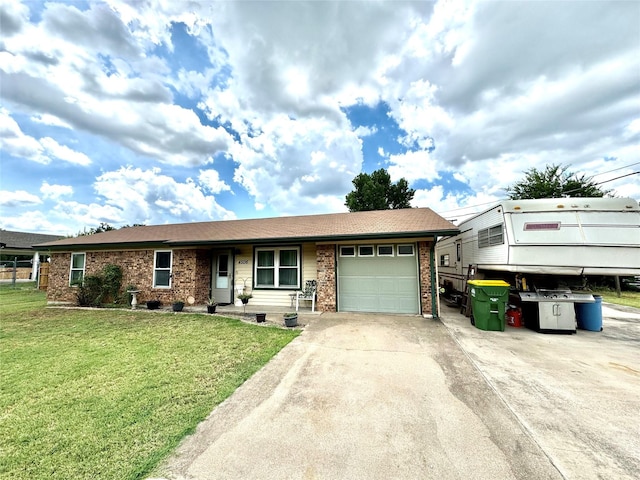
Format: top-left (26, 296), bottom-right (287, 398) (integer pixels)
top-left (35, 208), bottom-right (459, 249)
top-left (0, 230), bottom-right (65, 250)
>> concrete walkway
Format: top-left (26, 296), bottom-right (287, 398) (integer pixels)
top-left (156, 313), bottom-right (562, 480)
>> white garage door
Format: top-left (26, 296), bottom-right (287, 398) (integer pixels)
top-left (337, 244), bottom-right (420, 314)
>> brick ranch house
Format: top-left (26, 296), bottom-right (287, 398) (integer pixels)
top-left (36, 208), bottom-right (459, 317)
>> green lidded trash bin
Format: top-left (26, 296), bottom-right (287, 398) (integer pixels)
top-left (467, 280), bottom-right (510, 331)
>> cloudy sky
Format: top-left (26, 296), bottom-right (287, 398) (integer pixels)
top-left (1, 0), bottom-right (638, 235)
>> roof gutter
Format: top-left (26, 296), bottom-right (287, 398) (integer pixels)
top-left (36, 228), bottom-right (461, 251)
top-left (168, 229), bottom-right (461, 247)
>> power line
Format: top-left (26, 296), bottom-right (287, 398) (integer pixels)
top-left (437, 199), bottom-right (505, 215)
top-left (561, 171), bottom-right (639, 196)
top-left (594, 171), bottom-right (639, 185)
top-left (591, 161), bottom-right (640, 178)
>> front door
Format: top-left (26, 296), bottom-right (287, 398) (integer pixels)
top-left (211, 250), bottom-right (233, 304)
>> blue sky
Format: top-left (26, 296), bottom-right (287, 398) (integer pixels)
top-left (1, 0), bottom-right (639, 235)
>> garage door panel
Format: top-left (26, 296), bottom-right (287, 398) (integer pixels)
top-left (377, 277), bottom-right (399, 293)
top-left (338, 245), bottom-right (419, 314)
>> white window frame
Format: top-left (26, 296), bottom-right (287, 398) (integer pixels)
top-left (254, 246), bottom-right (301, 289)
top-left (153, 250), bottom-right (173, 288)
top-left (358, 245), bottom-right (374, 257)
top-left (69, 252), bottom-right (86, 286)
top-left (397, 244), bottom-right (415, 256)
top-left (440, 254), bottom-right (450, 267)
top-left (339, 246), bottom-right (356, 257)
top-left (377, 245), bottom-right (394, 257)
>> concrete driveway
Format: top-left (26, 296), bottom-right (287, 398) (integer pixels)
top-left (157, 313), bottom-right (563, 480)
top-left (440, 303), bottom-right (640, 480)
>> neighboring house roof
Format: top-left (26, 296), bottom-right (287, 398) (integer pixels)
top-left (0, 230), bottom-right (65, 252)
top-left (35, 208), bottom-right (459, 250)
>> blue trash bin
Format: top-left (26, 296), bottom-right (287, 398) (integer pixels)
top-left (575, 295), bottom-right (603, 331)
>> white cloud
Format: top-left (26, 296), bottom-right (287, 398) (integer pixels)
top-left (0, 109), bottom-right (91, 165)
top-left (230, 115), bottom-right (362, 214)
top-left (93, 166), bottom-right (236, 224)
top-left (0, 110), bottom-right (47, 163)
top-left (53, 200), bottom-right (126, 227)
top-left (0, 190), bottom-right (42, 207)
top-left (388, 150), bottom-right (440, 184)
top-left (40, 182), bottom-right (73, 199)
top-left (40, 137), bottom-right (92, 166)
top-left (198, 169), bottom-right (231, 194)
top-left (0, 210), bottom-right (72, 236)
top-left (413, 186), bottom-right (502, 225)
top-left (0, 2), bottom-right (233, 168)
top-left (0, 0), bottom-right (30, 36)
top-left (354, 125), bottom-right (377, 137)
top-left (30, 113), bottom-right (71, 128)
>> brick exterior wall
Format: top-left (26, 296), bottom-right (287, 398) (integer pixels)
top-left (418, 240), bottom-right (435, 316)
top-left (47, 249), bottom-right (212, 305)
top-left (316, 244), bottom-right (336, 312)
top-left (47, 241), bottom-right (434, 315)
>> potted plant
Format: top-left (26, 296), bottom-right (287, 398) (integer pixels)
top-left (237, 293), bottom-right (252, 313)
top-left (146, 300), bottom-right (161, 310)
top-left (172, 300), bottom-right (185, 312)
top-left (283, 312), bottom-right (298, 327)
top-left (207, 297), bottom-right (217, 314)
top-left (237, 293), bottom-right (252, 304)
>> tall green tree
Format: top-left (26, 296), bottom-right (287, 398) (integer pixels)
top-left (505, 164), bottom-right (612, 200)
top-left (345, 168), bottom-right (415, 212)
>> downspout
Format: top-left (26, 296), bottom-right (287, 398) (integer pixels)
top-left (430, 241), bottom-right (438, 319)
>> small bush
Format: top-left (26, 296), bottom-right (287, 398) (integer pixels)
top-left (76, 275), bottom-right (103, 307)
top-left (75, 264), bottom-right (125, 307)
top-left (102, 264), bottom-right (123, 304)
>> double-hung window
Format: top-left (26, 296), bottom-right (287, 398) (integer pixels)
top-left (255, 247), bottom-right (300, 289)
top-left (154, 250), bottom-right (172, 288)
top-left (69, 253), bottom-right (86, 286)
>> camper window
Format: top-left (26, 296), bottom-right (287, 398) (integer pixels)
top-left (440, 254), bottom-right (450, 267)
top-left (478, 224), bottom-right (504, 248)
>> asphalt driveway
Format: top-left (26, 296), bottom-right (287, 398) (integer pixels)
top-left (156, 313), bottom-right (563, 480)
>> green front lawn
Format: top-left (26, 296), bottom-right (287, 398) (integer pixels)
top-left (592, 289), bottom-right (640, 309)
top-left (0, 286), bottom-right (299, 480)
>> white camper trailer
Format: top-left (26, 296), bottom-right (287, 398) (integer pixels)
top-left (437, 197), bottom-right (640, 297)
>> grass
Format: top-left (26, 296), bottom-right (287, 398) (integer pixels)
top-left (591, 289), bottom-right (640, 309)
top-left (0, 285), bottom-right (300, 480)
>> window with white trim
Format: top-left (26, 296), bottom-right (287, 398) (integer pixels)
top-left (339, 246), bottom-right (355, 257)
top-left (377, 245), bottom-right (394, 256)
top-left (69, 253), bottom-right (86, 286)
top-left (154, 250), bottom-right (172, 288)
top-left (358, 245), bottom-right (374, 257)
top-left (440, 254), bottom-right (450, 267)
top-left (397, 244), bottom-right (415, 256)
top-left (255, 247), bottom-right (300, 288)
